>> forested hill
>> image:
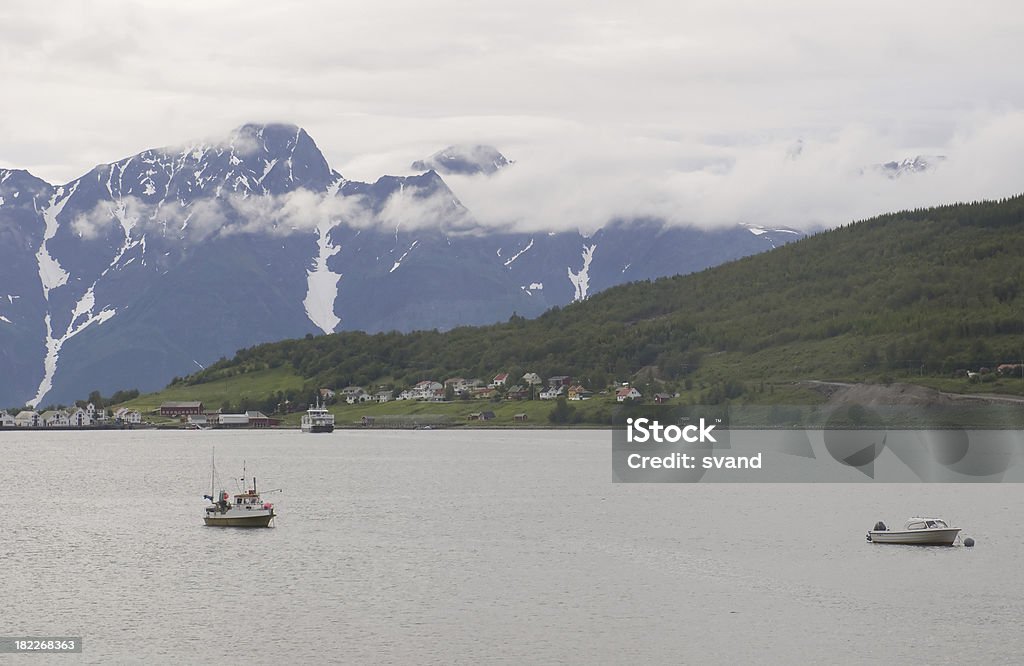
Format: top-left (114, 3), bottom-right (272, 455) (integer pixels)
top-left (178, 194), bottom-right (1024, 395)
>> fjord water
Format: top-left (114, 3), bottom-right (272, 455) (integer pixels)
top-left (2, 429), bottom-right (1021, 664)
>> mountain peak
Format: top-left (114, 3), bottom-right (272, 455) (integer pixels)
top-left (412, 145), bottom-right (510, 176)
top-left (877, 155), bottom-right (945, 178)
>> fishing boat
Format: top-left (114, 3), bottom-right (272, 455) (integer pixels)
top-left (866, 517), bottom-right (961, 545)
top-left (203, 458), bottom-right (276, 528)
top-left (301, 398), bottom-right (335, 433)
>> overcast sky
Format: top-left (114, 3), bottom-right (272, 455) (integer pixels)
top-left (3, 1), bottom-right (1024, 230)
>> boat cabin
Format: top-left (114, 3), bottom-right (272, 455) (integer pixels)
top-left (235, 490), bottom-right (264, 508)
top-left (905, 518), bottom-right (949, 530)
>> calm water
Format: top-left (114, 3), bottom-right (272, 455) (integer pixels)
top-left (2, 429), bottom-right (1022, 664)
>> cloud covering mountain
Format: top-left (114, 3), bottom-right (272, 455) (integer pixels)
top-left (0, 124), bottom-right (804, 408)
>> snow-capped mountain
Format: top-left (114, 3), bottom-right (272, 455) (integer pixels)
top-left (0, 125), bottom-right (800, 407)
top-left (874, 155), bottom-right (945, 178)
top-left (411, 145), bottom-right (511, 176)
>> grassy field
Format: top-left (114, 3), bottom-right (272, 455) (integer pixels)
top-left (120, 367), bottom-right (305, 417)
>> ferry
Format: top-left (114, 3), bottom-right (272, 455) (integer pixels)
top-left (301, 399), bottom-right (335, 433)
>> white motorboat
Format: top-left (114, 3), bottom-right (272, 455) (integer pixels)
top-left (866, 517), bottom-right (961, 545)
top-left (301, 398), bottom-right (335, 433)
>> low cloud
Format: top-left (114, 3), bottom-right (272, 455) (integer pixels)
top-left (438, 112), bottom-right (1024, 233)
top-left (60, 112), bottom-right (1024, 241)
top-left (378, 186), bottom-right (473, 233)
top-left (70, 202), bottom-right (118, 239)
top-left (67, 188), bottom-right (385, 243)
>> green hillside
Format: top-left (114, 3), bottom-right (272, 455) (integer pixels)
top-left (133, 194), bottom-right (1024, 416)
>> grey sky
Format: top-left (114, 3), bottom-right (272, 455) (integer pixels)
top-left (3, 1), bottom-right (1024, 230)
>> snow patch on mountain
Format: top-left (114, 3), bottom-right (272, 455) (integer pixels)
top-left (503, 238), bottom-right (534, 267)
top-left (390, 240), bottom-right (419, 273)
top-left (30, 288), bottom-right (117, 408)
top-left (568, 244), bottom-right (597, 301)
top-left (303, 220), bottom-right (342, 334)
top-left (37, 186), bottom-right (75, 298)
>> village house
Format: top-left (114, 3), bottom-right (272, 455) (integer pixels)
top-left (567, 384), bottom-right (592, 401)
top-left (247, 411), bottom-right (275, 428)
top-left (653, 393), bottom-right (674, 404)
top-left (399, 380), bottom-right (443, 401)
top-left (219, 413), bottom-right (249, 427)
top-left (213, 411), bottom-right (275, 428)
top-left (472, 386), bottom-right (498, 400)
top-left (522, 372), bottom-right (542, 386)
top-left (445, 377), bottom-right (470, 393)
top-left (376, 389), bottom-right (392, 403)
top-left (15, 410), bottom-right (40, 427)
top-left (68, 407), bottom-right (92, 427)
top-left (539, 385), bottom-right (566, 400)
top-left (319, 388), bottom-right (336, 400)
top-left (40, 410), bottom-right (70, 427)
top-left (489, 372), bottom-right (509, 388)
top-left (505, 385), bottom-right (529, 400)
top-left (616, 387), bottom-right (643, 402)
top-left (159, 401), bottom-right (204, 417)
top-left (114, 407), bottom-right (142, 424)
top-left (547, 375), bottom-right (572, 388)
top-left (0, 410), bottom-right (14, 427)
top-left (187, 414), bottom-right (211, 427)
top-left (340, 386), bottom-right (372, 404)
top-left (88, 403), bottom-right (108, 423)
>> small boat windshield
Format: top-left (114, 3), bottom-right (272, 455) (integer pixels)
top-left (925, 519), bottom-right (948, 528)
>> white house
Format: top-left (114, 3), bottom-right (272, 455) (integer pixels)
top-left (539, 385), bottom-right (566, 400)
top-left (412, 380), bottom-right (443, 400)
top-left (340, 386), bottom-right (371, 404)
top-left (445, 377), bottom-right (480, 394)
top-left (68, 408), bottom-right (92, 427)
top-left (376, 390), bottom-right (392, 403)
top-left (489, 373), bottom-right (509, 388)
top-left (522, 372), bottom-right (542, 386)
top-left (90, 403), bottom-right (108, 422)
top-left (0, 410), bottom-right (14, 427)
top-left (114, 408), bottom-right (142, 424)
top-left (15, 410), bottom-right (39, 427)
top-left (616, 387), bottom-right (642, 402)
top-left (40, 410), bottom-right (70, 427)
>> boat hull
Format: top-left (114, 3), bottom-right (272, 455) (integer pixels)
top-left (301, 424), bottom-right (334, 433)
top-left (868, 528), bottom-right (960, 545)
top-left (204, 510), bottom-right (275, 528)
